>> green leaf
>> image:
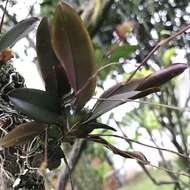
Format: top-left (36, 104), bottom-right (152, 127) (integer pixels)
top-left (8, 88), bottom-right (61, 123)
top-left (0, 17), bottom-right (39, 51)
top-left (0, 122), bottom-right (47, 147)
top-left (36, 17), bottom-right (70, 97)
top-left (108, 43), bottom-right (137, 63)
top-left (51, 2), bottom-right (96, 109)
top-left (95, 48), bottom-right (104, 66)
top-left (141, 106), bottom-right (159, 129)
top-left (162, 48), bottom-right (176, 65)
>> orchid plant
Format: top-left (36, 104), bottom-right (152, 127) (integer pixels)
top-left (0, 1), bottom-right (187, 170)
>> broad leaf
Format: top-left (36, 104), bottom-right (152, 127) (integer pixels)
top-left (99, 63), bottom-right (187, 98)
top-left (87, 91), bottom-right (140, 122)
top-left (51, 2), bottom-right (96, 109)
top-left (36, 17), bottom-right (70, 97)
top-left (87, 63), bottom-right (187, 121)
top-left (0, 17), bottom-right (39, 51)
top-left (36, 17), bottom-right (58, 95)
top-left (137, 63), bottom-right (187, 90)
top-left (0, 122), bottom-right (47, 147)
top-left (94, 76), bottom-right (142, 113)
top-left (108, 43), bottom-right (137, 63)
top-left (100, 79), bottom-right (142, 99)
top-left (131, 87), bottom-right (160, 99)
top-left (162, 48), bottom-right (176, 65)
top-left (54, 64), bottom-right (71, 98)
top-left (8, 88), bottom-right (61, 123)
top-left (87, 87), bottom-right (159, 122)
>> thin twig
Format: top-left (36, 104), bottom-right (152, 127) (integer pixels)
top-left (140, 163), bottom-right (177, 186)
top-left (56, 140), bottom-right (85, 190)
top-left (91, 134), bottom-right (190, 160)
top-left (75, 62), bottom-right (119, 97)
top-left (0, 4), bottom-right (17, 24)
top-left (87, 135), bottom-right (190, 177)
top-left (77, 23), bottom-right (190, 100)
top-left (62, 152), bottom-right (74, 190)
top-left (44, 128), bottom-right (48, 167)
top-left (111, 115), bottom-right (133, 148)
top-left (0, 0), bottom-right (9, 33)
top-left (126, 23), bottom-right (190, 83)
top-left (148, 163), bottom-right (190, 177)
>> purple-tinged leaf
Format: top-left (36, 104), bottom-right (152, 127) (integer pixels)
top-left (8, 88), bottom-right (61, 124)
top-left (131, 87), bottom-right (160, 99)
top-left (68, 122), bottom-right (116, 138)
top-left (87, 87), bottom-right (159, 122)
top-left (88, 63), bottom-right (187, 121)
top-left (0, 17), bottom-right (39, 51)
top-left (100, 79), bottom-right (142, 99)
top-left (87, 91), bottom-right (140, 122)
top-left (36, 17), bottom-right (58, 95)
top-left (36, 17), bottom-right (70, 97)
top-left (137, 63), bottom-right (187, 90)
top-left (54, 64), bottom-right (71, 97)
top-left (100, 63), bottom-right (187, 100)
top-left (88, 135), bottom-right (149, 164)
top-left (51, 2), bottom-right (96, 109)
top-left (0, 122), bottom-right (47, 147)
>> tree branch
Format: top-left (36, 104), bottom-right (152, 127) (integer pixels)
top-left (56, 140), bottom-right (86, 190)
top-left (0, 4), bottom-right (17, 25)
top-left (140, 163), bottom-right (178, 186)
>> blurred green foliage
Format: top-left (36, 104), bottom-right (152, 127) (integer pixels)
top-left (162, 48), bottom-right (176, 66)
top-left (124, 170), bottom-right (174, 190)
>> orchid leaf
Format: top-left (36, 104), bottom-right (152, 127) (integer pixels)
top-left (68, 122), bottom-right (116, 137)
top-left (88, 135), bottom-right (149, 163)
top-left (87, 91), bottom-right (140, 122)
top-left (0, 17), bottom-right (39, 51)
top-left (99, 63), bottom-right (187, 99)
top-left (137, 63), bottom-right (187, 90)
top-left (51, 2), bottom-right (96, 109)
top-left (36, 17), bottom-right (70, 97)
top-left (36, 17), bottom-right (59, 95)
top-left (87, 64), bottom-right (187, 121)
top-left (87, 87), bottom-right (160, 122)
top-left (0, 122), bottom-right (47, 147)
top-left (8, 88), bottom-right (61, 123)
top-left (100, 79), bottom-right (142, 99)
